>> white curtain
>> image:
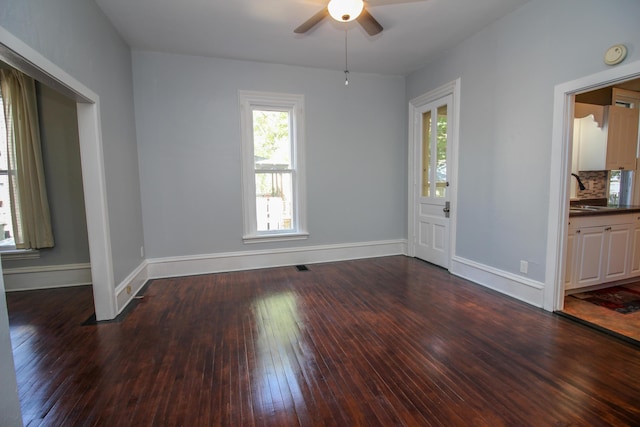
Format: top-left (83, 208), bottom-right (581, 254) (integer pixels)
top-left (0, 69), bottom-right (54, 249)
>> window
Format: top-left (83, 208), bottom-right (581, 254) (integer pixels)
top-left (239, 91), bottom-right (307, 243)
top-left (0, 90), bottom-right (16, 250)
top-left (609, 170), bottom-right (633, 206)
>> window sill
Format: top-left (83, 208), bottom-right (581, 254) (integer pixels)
top-left (243, 232), bottom-right (309, 244)
top-left (0, 249), bottom-right (40, 261)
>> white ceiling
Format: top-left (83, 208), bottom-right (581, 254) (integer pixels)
top-left (94, 0), bottom-right (530, 76)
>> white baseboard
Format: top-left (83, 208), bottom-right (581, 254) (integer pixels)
top-left (450, 256), bottom-right (545, 308)
top-left (115, 261), bottom-right (150, 315)
top-left (2, 263), bottom-right (92, 292)
top-left (147, 239), bottom-right (408, 280)
top-left (1, 243), bottom-right (545, 318)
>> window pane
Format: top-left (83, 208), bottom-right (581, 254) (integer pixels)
top-left (435, 104), bottom-right (448, 198)
top-left (255, 172), bottom-right (293, 231)
top-left (609, 170), bottom-right (632, 206)
top-left (253, 110), bottom-right (291, 169)
top-left (422, 110), bottom-right (431, 197)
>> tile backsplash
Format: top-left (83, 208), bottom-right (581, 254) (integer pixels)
top-left (574, 170), bottom-right (608, 199)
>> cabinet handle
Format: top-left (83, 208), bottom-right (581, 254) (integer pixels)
top-left (576, 230), bottom-right (581, 234)
top-left (605, 226), bottom-right (612, 231)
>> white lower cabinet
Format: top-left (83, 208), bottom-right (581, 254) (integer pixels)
top-left (566, 214), bottom-right (635, 290)
top-left (572, 225), bottom-right (606, 289)
top-left (603, 224), bottom-right (632, 281)
top-left (565, 230), bottom-right (579, 287)
top-left (630, 216), bottom-right (640, 276)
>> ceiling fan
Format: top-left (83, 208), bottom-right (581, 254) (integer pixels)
top-left (294, 0), bottom-right (426, 36)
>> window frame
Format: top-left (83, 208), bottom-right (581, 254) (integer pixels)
top-left (239, 90), bottom-right (308, 243)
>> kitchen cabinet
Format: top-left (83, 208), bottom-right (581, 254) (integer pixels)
top-left (571, 225), bottom-right (606, 289)
top-left (603, 224), bottom-right (632, 281)
top-left (565, 228), bottom-right (579, 286)
top-left (574, 103), bottom-right (606, 171)
top-left (573, 103), bottom-right (639, 171)
top-left (566, 214), bottom-right (633, 290)
top-left (630, 214), bottom-right (640, 276)
top-left (605, 105), bottom-right (639, 170)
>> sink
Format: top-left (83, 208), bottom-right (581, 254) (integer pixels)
top-left (571, 206), bottom-right (598, 211)
top-left (572, 205), bottom-right (609, 211)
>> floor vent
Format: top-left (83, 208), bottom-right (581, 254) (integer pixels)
top-left (296, 265), bottom-right (309, 271)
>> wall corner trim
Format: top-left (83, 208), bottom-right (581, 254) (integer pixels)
top-left (115, 261), bottom-right (150, 315)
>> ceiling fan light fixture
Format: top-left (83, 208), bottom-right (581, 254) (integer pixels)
top-left (328, 0), bottom-right (364, 22)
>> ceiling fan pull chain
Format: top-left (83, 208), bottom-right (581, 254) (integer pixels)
top-left (344, 29), bottom-right (349, 86)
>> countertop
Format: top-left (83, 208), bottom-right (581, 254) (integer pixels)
top-left (569, 204), bottom-right (640, 217)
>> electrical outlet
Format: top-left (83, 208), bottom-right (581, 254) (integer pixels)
top-left (140, 246), bottom-right (144, 258)
top-left (520, 260), bottom-right (528, 274)
top-left (126, 285), bottom-right (132, 295)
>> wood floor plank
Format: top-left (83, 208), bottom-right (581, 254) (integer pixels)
top-left (6, 256), bottom-right (640, 426)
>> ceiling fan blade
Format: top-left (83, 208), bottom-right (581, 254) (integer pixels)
top-left (366, 0), bottom-right (428, 5)
top-left (294, 7), bottom-right (329, 34)
top-left (357, 8), bottom-right (383, 36)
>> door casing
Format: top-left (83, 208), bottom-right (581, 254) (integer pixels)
top-left (408, 79), bottom-right (461, 267)
top-left (0, 26), bottom-right (117, 320)
top-left (546, 60), bottom-right (640, 312)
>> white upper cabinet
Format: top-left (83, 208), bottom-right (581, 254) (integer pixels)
top-left (574, 102), bottom-right (639, 171)
top-left (605, 105), bottom-right (639, 170)
top-left (574, 112), bottom-right (606, 171)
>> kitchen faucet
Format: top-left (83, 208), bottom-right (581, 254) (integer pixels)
top-left (571, 173), bottom-right (586, 191)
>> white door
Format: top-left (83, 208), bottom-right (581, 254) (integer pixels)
top-left (413, 94), bottom-right (452, 268)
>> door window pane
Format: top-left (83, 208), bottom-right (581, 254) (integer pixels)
top-left (422, 111), bottom-right (432, 197)
top-left (435, 104), bottom-right (448, 198)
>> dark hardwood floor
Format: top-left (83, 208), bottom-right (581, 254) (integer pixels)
top-left (6, 256), bottom-right (640, 426)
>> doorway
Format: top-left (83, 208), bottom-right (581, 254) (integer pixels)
top-left (0, 30), bottom-right (116, 320)
top-left (562, 78), bottom-right (640, 341)
top-left (408, 79), bottom-right (460, 269)
top-left (546, 60), bottom-right (640, 340)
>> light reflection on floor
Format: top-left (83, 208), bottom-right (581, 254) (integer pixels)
top-left (251, 292), bottom-right (306, 419)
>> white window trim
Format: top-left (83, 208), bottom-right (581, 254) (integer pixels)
top-left (239, 90), bottom-right (308, 243)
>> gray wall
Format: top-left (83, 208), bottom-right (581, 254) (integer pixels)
top-left (2, 82), bottom-right (90, 270)
top-left (0, 0), bottom-right (145, 285)
top-left (406, 0), bottom-right (640, 282)
top-left (133, 52), bottom-right (407, 258)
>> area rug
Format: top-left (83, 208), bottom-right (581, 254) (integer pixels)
top-left (577, 286), bottom-right (640, 314)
